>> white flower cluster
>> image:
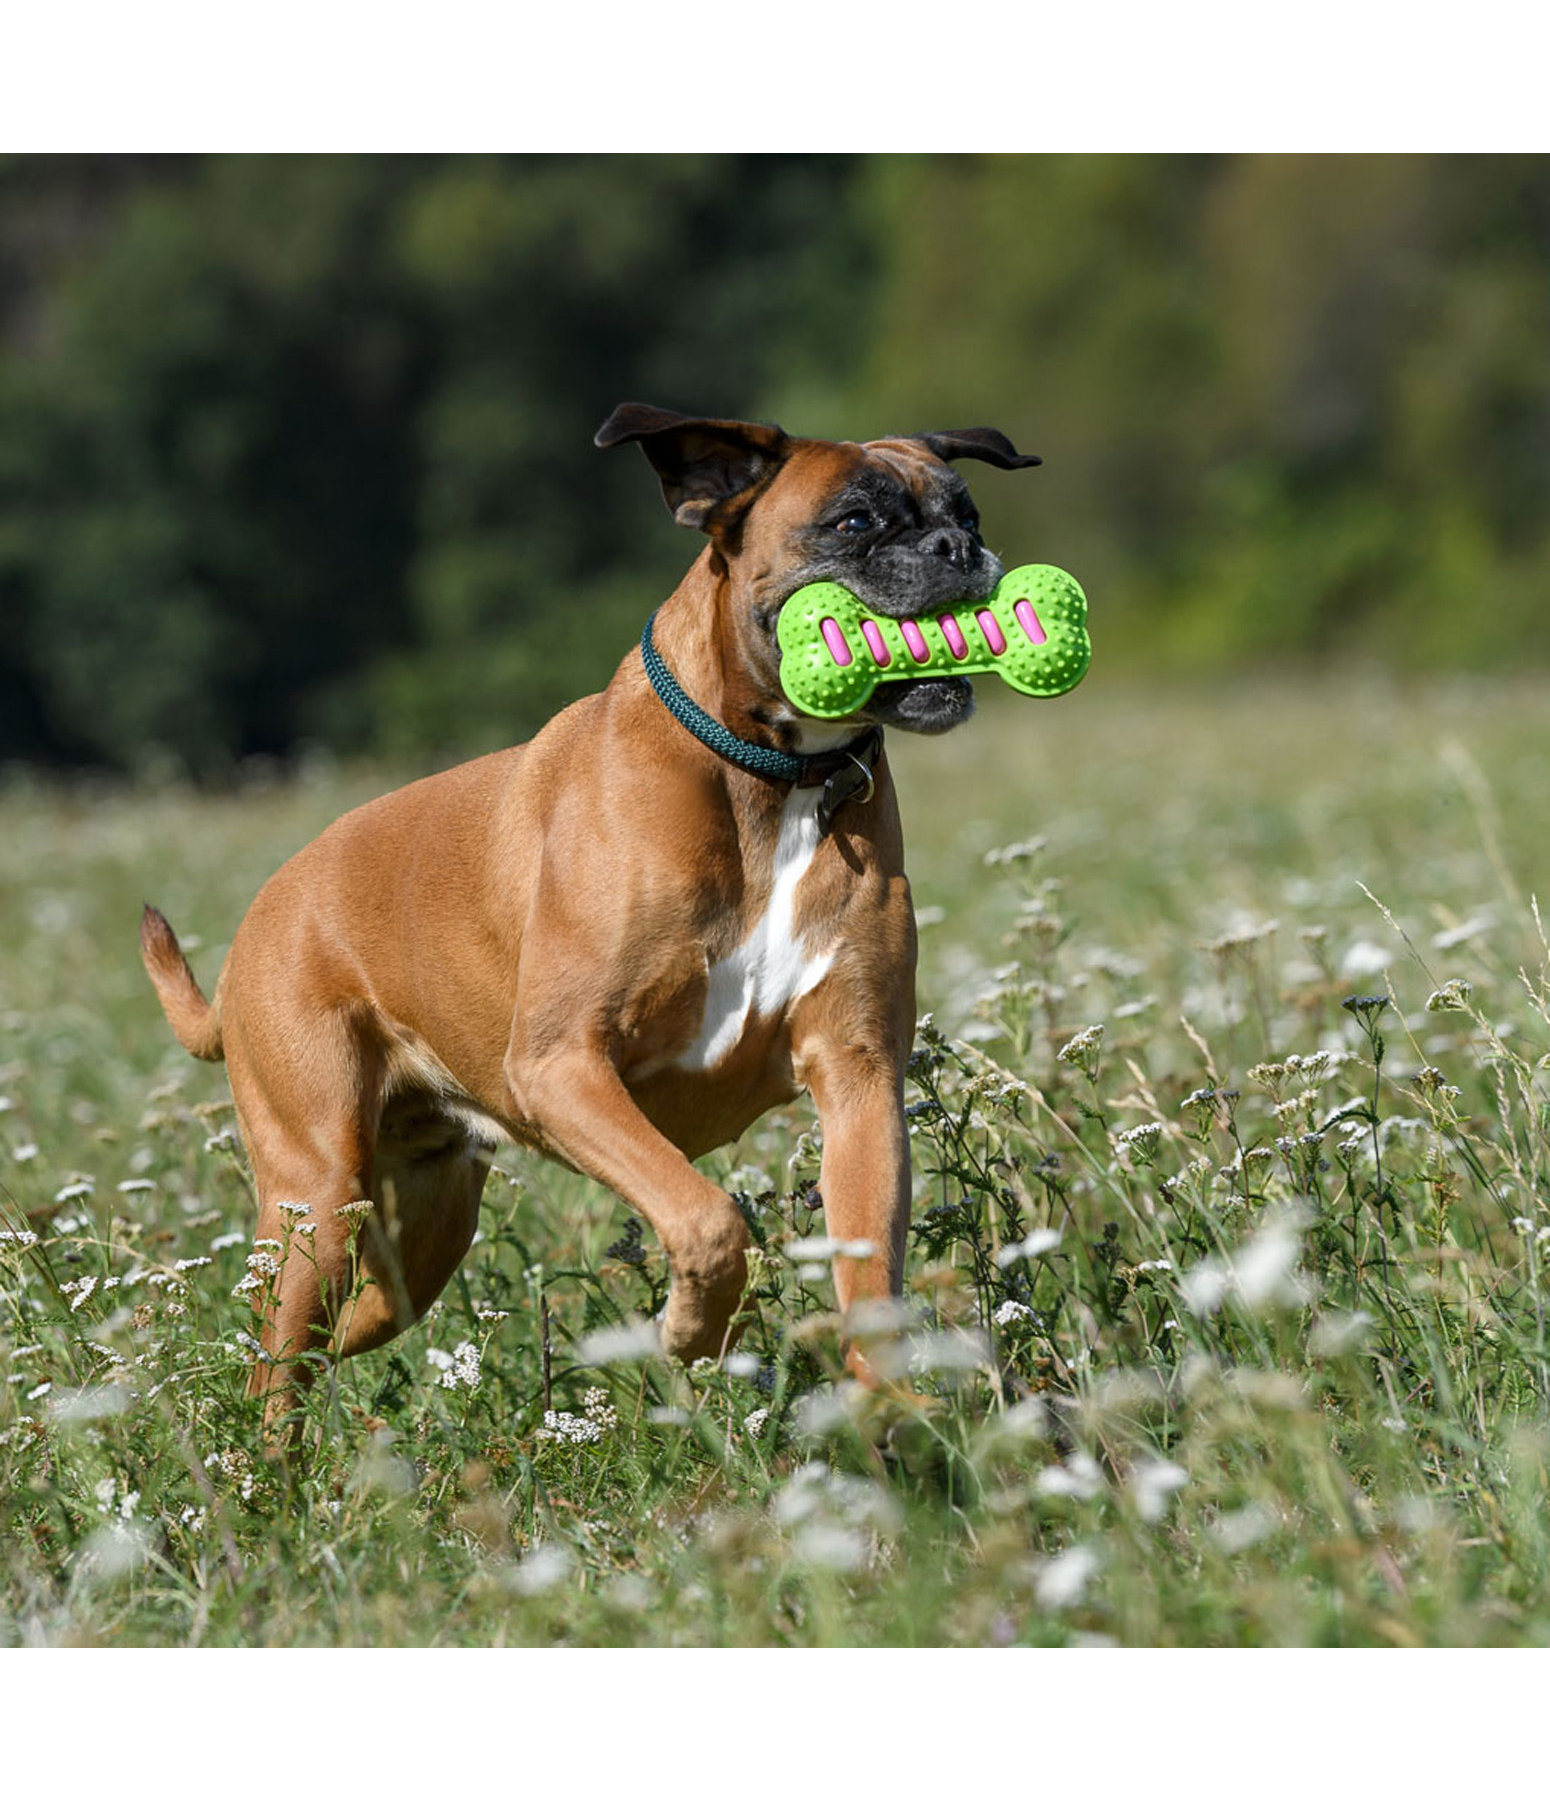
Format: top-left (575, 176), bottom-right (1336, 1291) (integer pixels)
top-left (538, 1410), bottom-right (602, 1445)
top-left (579, 1386), bottom-right (617, 1430)
top-left (60, 1275), bottom-right (97, 1313)
top-left (538, 1386), bottom-right (616, 1443)
top-left (772, 1461), bottom-right (902, 1571)
top-left (983, 836), bottom-right (1046, 866)
top-left (426, 1340), bottom-right (481, 1391)
top-left (1056, 1024), bottom-right (1104, 1075)
top-left (1114, 1121), bottom-right (1164, 1164)
top-left (93, 1477), bottom-right (140, 1520)
top-left (993, 1299), bottom-right (1037, 1328)
top-left (744, 1407), bottom-right (770, 1440)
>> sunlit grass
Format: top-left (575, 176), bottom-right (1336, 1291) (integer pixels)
top-left (4, 673), bottom-right (1550, 1645)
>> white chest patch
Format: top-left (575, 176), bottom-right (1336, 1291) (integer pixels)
top-left (674, 787), bottom-right (833, 1072)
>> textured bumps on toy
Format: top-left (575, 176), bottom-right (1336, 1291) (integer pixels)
top-left (776, 564), bottom-right (1090, 719)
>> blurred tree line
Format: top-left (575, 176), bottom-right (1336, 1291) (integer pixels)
top-left (1, 154), bottom-right (1546, 775)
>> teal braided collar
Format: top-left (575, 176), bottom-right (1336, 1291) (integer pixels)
top-left (641, 609), bottom-right (814, 783)
top-left (640, 610), bottom-right (882, 832)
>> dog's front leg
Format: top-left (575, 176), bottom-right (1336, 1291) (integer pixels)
top-left (795, 1028), bottom-right (915, 1383)
top-left (505, 1043), bottom-right (749, 1364)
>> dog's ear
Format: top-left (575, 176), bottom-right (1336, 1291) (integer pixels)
top-left (916, 428), bottom-right (1042, 470)
top-left (595, 403), bottom-right (791, 531)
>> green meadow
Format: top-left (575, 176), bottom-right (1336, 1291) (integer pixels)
top-left (5, 672), bottom-right (1550, 1646)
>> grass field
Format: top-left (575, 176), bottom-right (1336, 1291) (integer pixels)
top-left (5, 672), bottom-right (1550, 1646)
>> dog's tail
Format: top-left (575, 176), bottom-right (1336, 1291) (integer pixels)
top-left (139, 905), bottom-right (225, 1062)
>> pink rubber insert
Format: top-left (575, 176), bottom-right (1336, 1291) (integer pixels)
top-left (976, 609), bottom-right (1006, 655)
top-left (901, 619), bottom-right (930, 663)
top-left (1014, 598), bottom-right (1046, 645)
top-left (820, 617), bottom-right (853, 665)
top-left (860, 620), bottom-right (891, 666)
top-left (938, 614), bottom-right (969, 660)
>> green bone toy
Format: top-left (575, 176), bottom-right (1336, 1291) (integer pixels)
top-left (776, 563), bottom-right (1090, 719)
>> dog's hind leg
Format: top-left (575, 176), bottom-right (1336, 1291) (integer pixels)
top-left (339, 1134), bottom-right (489, 1355)
top-left (223, 1009), bottom-right (390, 1436)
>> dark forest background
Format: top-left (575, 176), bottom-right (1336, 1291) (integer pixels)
top-left (2, 154), bottom-right (1547, 776)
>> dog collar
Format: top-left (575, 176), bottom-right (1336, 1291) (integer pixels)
top-left (640, 610), bottom-right (881, 834)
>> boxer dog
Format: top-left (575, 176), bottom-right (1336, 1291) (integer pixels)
top-left (140, 404), bottom-right (1040, 1425)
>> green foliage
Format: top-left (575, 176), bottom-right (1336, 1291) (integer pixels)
top-left (1, 155), bottom-right (1548, 774)
top-left (848, 155), bottom-right (1550, 674)
top-left (0, 155), bottom-right (872, 772)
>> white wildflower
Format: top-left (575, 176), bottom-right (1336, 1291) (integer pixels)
top-left (1431, 914), bottom-right (1491, 949)
top-left (573, 1318), bottom-right (661, 1365)
top-left (905, 1328), bottom-right (992, 1375)
top-left (1179, 1211), bottom-right (1313, 1317)
top-left (581, 1386), bottom-right (616, 1430)
top-left (781, 1236), bottom-right (875, 1262)
top-left (793, 1523), bottom-right (867, 1570)
top-left (508, 1542), bottom-right (573, 1596)
top-left (1425, 979), bottom-right (1474, 1013)
top-left (1129, 1458), bottom-right (1188, 1523)
top-left (1114, 1121), bottom-right (1164, 1164)
top-left (995, 1227), bottom-right (1061, 1268)
top-left (1034, 1543), bottom-right (1100, 1610)
top-left (62, 1276), bottom-right (98, 1313)
top-left (75, 1521), bottom-right (154, 1584)
top-left (993, 1299), bottom-right (1036, 1328)
top-left (1210, 1502), bottom-right (1279, 1553)
top-left (537, 1409), bottom-right (602, 1445)
top-left (48, 1385), bottom-right (133, 1423)
top-left (1309, 1310), bottom-right (1375, 1356)
top-left (744, 1407), bottom-right (770, 1440)
top-left (448, 1341), bottom-right (481, 1390)
top-left (1340, 939), bottom-right (1393, 978)
top-left (1056, 1025), bottom-right (1104, 1076)
top-left (984, 836), bottom-right (1046, 866)
top-left (792, 1389), bottom-right (854, 1436)
top-left (1035, 1451), bottom-right (1105, 1502)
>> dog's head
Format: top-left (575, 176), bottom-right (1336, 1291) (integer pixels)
top-left (596, 403), bottom-right (1041, 738)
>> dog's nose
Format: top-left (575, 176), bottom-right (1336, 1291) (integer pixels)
top-left (918, 528), bottom-right (974, 569)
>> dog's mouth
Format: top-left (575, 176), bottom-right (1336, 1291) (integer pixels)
top-left (862, 673), bottom-right (975, 735)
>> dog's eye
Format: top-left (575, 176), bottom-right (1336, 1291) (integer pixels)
top-left (833, 510), bottom-right (875, 534)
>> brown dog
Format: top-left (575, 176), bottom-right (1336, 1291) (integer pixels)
top-left (141, 404), bottom-right (1039, 1421)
